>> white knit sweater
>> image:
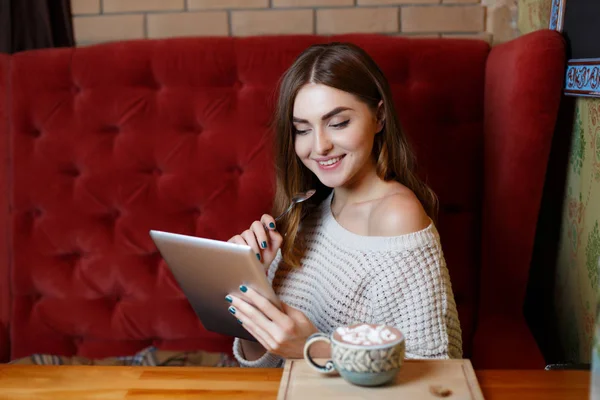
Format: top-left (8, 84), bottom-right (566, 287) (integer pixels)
top-left (233, 192), bottom-right (463, 367)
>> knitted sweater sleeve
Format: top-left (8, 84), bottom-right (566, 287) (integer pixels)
top-left (232, 338), bottom-right (284, 368)
top-left (366, 244), bottom-right (463, 359)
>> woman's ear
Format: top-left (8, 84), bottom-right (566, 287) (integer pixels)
top-left (376, 100), bottom-right (385, 133)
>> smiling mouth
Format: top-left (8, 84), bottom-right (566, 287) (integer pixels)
top-left (317, 156), bottom-right (344, 166)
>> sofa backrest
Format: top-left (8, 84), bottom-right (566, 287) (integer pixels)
top-left (1, 34), bottom-right (492, 361)
top-left (0, 52), bottom-right (9, 363)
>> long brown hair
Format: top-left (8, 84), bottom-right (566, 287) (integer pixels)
top-left (272, 42), bottom-right (438, 267)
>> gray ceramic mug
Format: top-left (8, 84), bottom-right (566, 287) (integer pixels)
top-left (303, 323), bottom-right (405, 387)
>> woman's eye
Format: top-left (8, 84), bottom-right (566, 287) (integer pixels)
top-left (294, 128), bottom-right (310, 135)
top-left (330, 120), bottom-right (350, 129)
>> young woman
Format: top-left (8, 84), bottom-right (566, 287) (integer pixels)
top-left (225, 42), bottom-right (462, 367)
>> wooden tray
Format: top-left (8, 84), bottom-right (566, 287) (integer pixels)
top-left (277, 358), bottom-right (484, 399)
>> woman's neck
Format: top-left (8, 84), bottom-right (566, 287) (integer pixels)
top-left (332, 165), bottom-right (388, 209)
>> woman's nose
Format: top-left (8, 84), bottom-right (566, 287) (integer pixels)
top-left (314, 129), bottom-right (333, 154)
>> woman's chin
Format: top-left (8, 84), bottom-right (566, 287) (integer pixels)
top-left (315, 176), bottom-right (346, 189)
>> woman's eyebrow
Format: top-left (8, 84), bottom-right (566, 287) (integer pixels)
top-left (292, 106), bottom-right (353, 123)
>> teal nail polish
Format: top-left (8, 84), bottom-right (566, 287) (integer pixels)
top-left (225, 295), bottom-right (232, 303)
top-left (237, 319), bottom-right (243, 324)
top-left (256, 253), bottom-right (261, 261)
top-left (261, 241), bottom-right (267, 249)
top-left (269, 222), bottom-right (275, 229)
top-left (228, 306), bottom-right (236, 315)
top-left (239, 285), bottom-right (248, 293)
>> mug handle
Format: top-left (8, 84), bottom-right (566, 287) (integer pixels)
top-left (303, 333), bottom-right (336, 374)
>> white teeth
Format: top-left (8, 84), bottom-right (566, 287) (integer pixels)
top-left (318, 156), bottom-right (341, 166)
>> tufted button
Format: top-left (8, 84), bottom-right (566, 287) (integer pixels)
top-left (30, 207), bottom-right (43, 218)
top-left (61, 165), bottom-right (81, 178)
top-left (30, 128), bottom-right (41, 138)
top-left (183, 124), bottom-right (203, 136)
top-left (189, 207), bottom-right (201, 219)
top-left (108, 208), bottom-right (121, 220)
top-left (101, 125), bottom-right (120, 134)
top-left (228, 165), bottom-right (243, 176)
top-left (31, 292), bottom-right (42, 304)
top-left (142, 167), bottom-right (163, 177)
top-left (144, 251), bottom-right (163, 270)
top-left (73, 336), bottom-right (84, 347)
top-left (148, 76), bottom-right (161, 91)
top-left (99, 209), bottom-right (121, 227)
top-left (57, 251), bottom-right (83, 268)
top-left (71, 85), bottom-right (81, 95)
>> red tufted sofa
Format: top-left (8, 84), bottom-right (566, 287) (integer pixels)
top-left (0, 30), bottom-right (565, 369)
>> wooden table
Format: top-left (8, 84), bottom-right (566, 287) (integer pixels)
top-left (0, 364), bottom-right (590, 399)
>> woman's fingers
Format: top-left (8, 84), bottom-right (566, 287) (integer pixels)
top-left (236, 313), bottom-right (277, 351)
top-left (232, 286), bottom-right (294, 347)
top-left (229, 233), bottom-right (260, 261)
top-left (239, 229), bottom-right (262, 262)
top-left (260, 214), bottom-right (278, 232)
top-left (228, 215), bottom-right (283, 267)
top-left (260, 215), bottom-right (283, 254)
top-left (239, 285), bottom-right (290, 327)
top-left (227, 235), bottom-right (245, 245)
top-left (250, 220), bottom-right (269, 253)
top-left (227, 296), bottom-right (277, 350)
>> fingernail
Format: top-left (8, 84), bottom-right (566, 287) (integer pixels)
top-left (225, 295), bottom-right (232, 303)
top-left (228, 306), bottom-right (236, 315)
top-left (256, 253), bottom-right (261, 261)
top-left (261, 241), bottom-right (267, 249)
top-left (237, 319), bottom-right (243, 324)
top-left (239, 285), bottom-right (248, 293)
top-left (269, 222), bottom-right (275, 229)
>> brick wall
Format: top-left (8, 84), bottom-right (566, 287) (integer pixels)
top-left (72, 0), bottom-right (517, 46)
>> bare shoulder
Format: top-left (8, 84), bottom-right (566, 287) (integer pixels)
top-left (370, 191), bottom-right (431, 237)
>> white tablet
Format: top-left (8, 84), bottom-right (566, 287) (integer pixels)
top-left (149, 230), bottom-right (282, 342)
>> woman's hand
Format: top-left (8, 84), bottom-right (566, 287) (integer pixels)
top-left (226, 286), bottom-right (326, 359)
top-left (228, 214), bottom-right (283, 270)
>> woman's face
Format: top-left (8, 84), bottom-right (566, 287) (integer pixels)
top-left (292, 83), bottom-right (383, 189)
